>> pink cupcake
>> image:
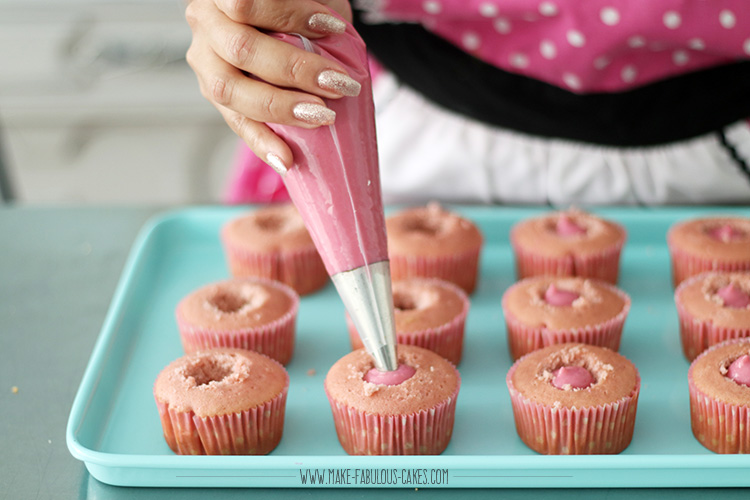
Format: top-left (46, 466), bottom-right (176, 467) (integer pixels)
top-left (667, 216), bottom-right (750, 288)
top-left (506, 343), bottom-right (640, 455)
top-left (175, 277), bottom-right (299, 365)
top-left (688, 338), bottom-right (750, 453)
top-left (153, 348), bottom-right (289, 455)
top-left (221, 203), bottom-right (328, 295)
top-left (324, 345), bottom-right (460, 455)
top-left (510, 209), bottom-right (626, 284)
top-left (348, 278), bottom-right (470, 365)
top-left (674, 272), bottom-right (750, 361)
top-left (386, 203), bottom-right (483, 294)
top-left (501, 276), bottom-right (630, 361)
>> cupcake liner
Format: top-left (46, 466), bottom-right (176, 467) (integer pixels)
top-left (389, 247), bottom-right (481, 295)
top-left (667, 233), bottom-right (750, 288)
top-left (346, 289), bottom-right (469, 365)
top-left (506, 363), bottom-right (640, 454)
top-left (325, 376), bottom-right (460, 455)
top-left (176, 281), bottom-right (299, 365)
top-left (675, 276), bottom-right (750, 361)
top-left (155, 384), bottom-right (288, 455)
top-left (688, 368), bottom-right (750, 454)
top-left (502, 283), bottom-right (630, 361)
top-left (222, 233), bottom-right (328, 295)
top-left (511, 237), bottom-right (623, 285)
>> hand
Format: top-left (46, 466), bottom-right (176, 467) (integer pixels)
top-left (185, 0), bottom-right (358, 174)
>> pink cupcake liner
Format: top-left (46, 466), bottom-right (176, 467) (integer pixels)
top-left (506, 363), bottom-right (640, 454)
top-left (176, 281), bottom-right (299, 365)
top-left (389, 247), bottom-right (481, 294)
top-left (325, 377), bottom-right (460, 455)
top-left (688, 363), bottom-right (750, 454)
top-left (221, 232), bottom-right (329, 296)
top-left (511, 239), bottom-right (623, 285)
top-left (675, 276), bottom-right (750, 361)
top-left (667, 240), bottom-right (750, 288)
top-left (502, 283), bottom-right (630, 361)
top-left (155, 384), bottom-right (288, 455)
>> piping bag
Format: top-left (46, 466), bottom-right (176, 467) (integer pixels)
top-left (267, 23), bottom-right (398, 371)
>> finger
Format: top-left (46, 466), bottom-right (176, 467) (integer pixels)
top-left (215, 0), bottom-right (347, 38)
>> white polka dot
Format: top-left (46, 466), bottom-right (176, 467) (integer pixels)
top-left (720, 10), bottom-right (736, 29)
top-left (627, 36), bottom-right (646, 48)
top-left (539, 2), bottom-right (558, 17)
top-left (593, 56), bottom-right (610, 69)
top-left (663, 11), bottom-right (681, 29)
top-left (540, 40), bottom-right (557, 59)
top-left (600, 7), bottom-right (620, 26)
top-left (510, 53), bottom-right (529, 68)
top-left (422, 0), bottom-right (442, 15)
top-left (567, 30), bottom-right (586, 47)
top-left (744, 38), bottom-right (750, 55)
top-left (562, 73), bottom-right (581, 90)
top-left (462, 32), bottom-right (481, 51)
top-left (688, 38), bottom-right (706, 50)
top-left (478, 2), bottom-right (498, 17)
top-left (621, 65), bottom-right (637, 83)
top-left (673, 50), bottom-right (689, 66)
top-left (493, 17), bottom-right (512, 34)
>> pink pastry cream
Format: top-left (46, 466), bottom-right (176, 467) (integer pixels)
top-left (556, 214), bottom-right (587, 237)
top-left (552, 366), bottom-right (595, 390)
top-left (708, 224), bottom-right (745, 243)
top-left (544, 284), bottom-right (580, 306)
top-left (364, 364), bottom-right (416, 385)
top-left (727, 355), bottom-right (750, 387)
top-left (717, 283), bottom-right (750, 308)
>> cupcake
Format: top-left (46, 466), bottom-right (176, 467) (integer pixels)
top-left (510, 209), bottom-right (626, 284)
top-left (506, 343), bottom-right (640, 455)
top-left (175, 277), bottom-right (299, 365)
top-left (348, 278), bottom-right (470, 365)
top-left (386, 203), bottom-right (483, 294)
top-left (221, 203), bottom-right (328, 295)
top-left (153, 348), bottom-right (289, 455)
top-left (667, 216), bottom-right (750, 288)
top-left (324, 344), bottom-right (461, 455)
top-left (675, 272), bottom-right (750, 361)
top-left (501, 276), bottom-right (630, 361)
top-left (688, 338), bottom-right (750, 453)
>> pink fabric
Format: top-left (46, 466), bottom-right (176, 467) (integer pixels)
top-left (368, 0), bottom-right (750, 93)
top-left (225, 143), bottom-right (290, 204)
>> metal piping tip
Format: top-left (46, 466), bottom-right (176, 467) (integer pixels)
top-left (331, 261), bottom-right (398, 371)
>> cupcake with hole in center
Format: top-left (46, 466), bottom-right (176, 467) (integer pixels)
top-left (325, 344), bottom-right (460, 455)
top-left (675, 272), bottom-right (750, 361)
top-left (348, 278), bottom-right (470, 365)
top-left (501, 276), bottom-right (630, 361)
top-left (221, 203), bottom-right (329, 295)
top-left (510, 209), bottom-right (626, 284)
top-left (688, 337), bottom-right (750, 453)
top-left (386, 203), bottom-right (483, 294)
top-left (153, 348), bottom-right (289, 455)
top-left (176, 277), bottom-right (299, 365)
top-left (667, 216), bottom-right (750, 288)
top-left (506, 343), bottom-right (640, 455)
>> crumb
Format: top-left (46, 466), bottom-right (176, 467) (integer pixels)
top-left (11, 386), bottom-right (18, 394)
top-left (48, 439), bottom-right (52, 444)
top-left (307, 369), bottom-right (316, 376)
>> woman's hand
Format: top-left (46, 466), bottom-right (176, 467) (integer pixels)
top-left (185, 0), bottom-right (357, 173)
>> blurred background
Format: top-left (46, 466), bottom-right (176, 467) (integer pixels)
top-left (0, 0), bottom-right (238, 204)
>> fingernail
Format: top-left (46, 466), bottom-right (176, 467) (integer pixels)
top-left (293, 102), bottom-right (336, 126)
top-left (267, 153), bottom-right (288, 176)
top-left (318, 70), bottom-right (361, 97)
top-left (308, 13), bottom-right (346, 34)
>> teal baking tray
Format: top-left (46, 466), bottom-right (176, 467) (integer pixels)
top-left (67, 205), bottom-right (750, 488)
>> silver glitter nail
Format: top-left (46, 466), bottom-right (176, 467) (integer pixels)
top-left (308, 13), bottom-right (346, 34)
top-left (266, 153), bottom-right (288, 176)
top-left (293, 102), bottom-right (336, 125)
top-left (317, 70), bottom-right (362, 97)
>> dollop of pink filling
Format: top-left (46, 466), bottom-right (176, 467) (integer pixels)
top-left (556, 215), bottom-right (587, 236)
top-left (544, 284), bottom-right (580, 306)
top-left (708, 224), bottom-right (743, 242)
top-left (364, 364), bottom-right (416, 385)
top-left (727, 355), bottom-right (750, 387)
top-left (552, 366), bottom-right (595, 390)
top-left (717, 283), bottom-right (750, 308)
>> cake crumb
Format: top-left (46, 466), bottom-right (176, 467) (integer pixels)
top-left (307, 369), bottom-right (316, 376)
top-left (11, 386), bottom-right (18, 394)
top-left (48, 439), bottom-right (52, 444)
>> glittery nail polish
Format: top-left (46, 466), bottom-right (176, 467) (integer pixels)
top-left (293, 103), bottom-right (336, 126)
top-left (308, 13), bottom-right (346, 35)
top-left (266, 153), bottom-right (288, 176)
top-left (317, 70), bottom-right (361, 97)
